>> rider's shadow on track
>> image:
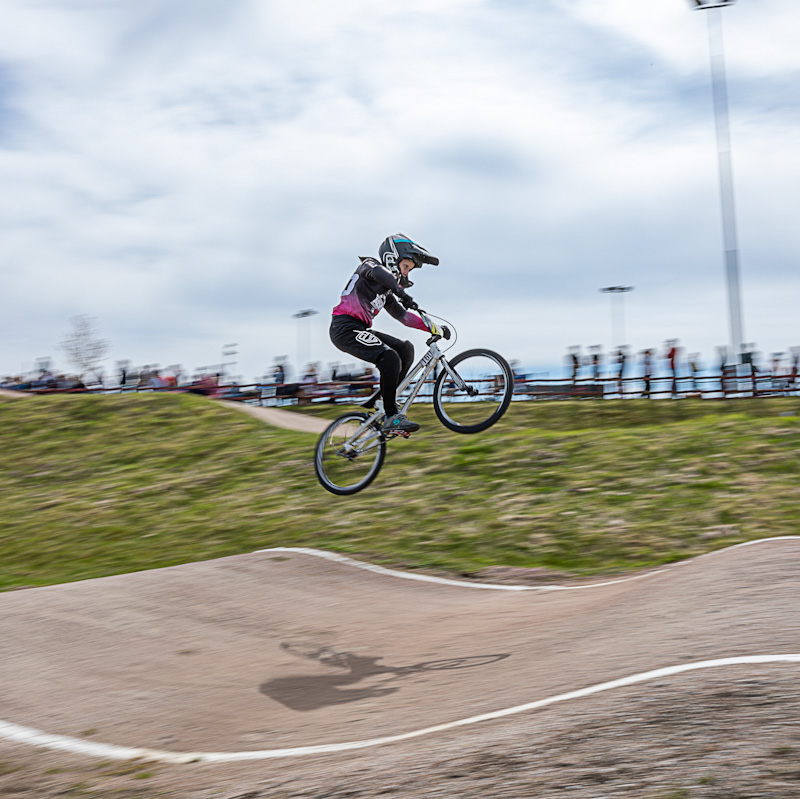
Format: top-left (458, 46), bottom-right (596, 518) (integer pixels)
top-left (260, 643), bottom-right (510, 712)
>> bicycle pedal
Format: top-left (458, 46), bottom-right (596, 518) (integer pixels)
top-left (384, 430), bottom-right (411, 440)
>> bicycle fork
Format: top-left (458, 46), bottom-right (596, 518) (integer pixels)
top-left (438, 358), bottom-right (478, 395)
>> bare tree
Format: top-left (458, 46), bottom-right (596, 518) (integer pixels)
top-left (58, 315), bottom-right (110, 377)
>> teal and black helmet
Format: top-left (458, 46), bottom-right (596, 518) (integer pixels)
top-left (378, 234), bottom-right (439, 280)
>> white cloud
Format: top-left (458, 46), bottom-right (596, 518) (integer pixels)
top-left (1, 0), bottom-right (798, 382)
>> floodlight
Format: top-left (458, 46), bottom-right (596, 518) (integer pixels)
top-left (689, 0), bottom-right (736, 9)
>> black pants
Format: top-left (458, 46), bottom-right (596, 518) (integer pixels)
top-left (330, 315), bottom-right (414, 416)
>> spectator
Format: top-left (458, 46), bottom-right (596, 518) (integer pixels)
top-left (615, 347), bottom-right (627, 397)
top-left (641, 349), bottom-right (654, 399)
top-left (566, 347), bottom-right (580, 384)
top-left (665, 339), bottom-right (680, 397)
top-left (589, 346), bottom-right (602, 382)
top-left (272, 363), bottom-right (300, 403)
top-left (351, 365), bottom-right (376, 397)
top-left (747, 345), bottom-right (761, 396)
top-left (688, 353), bottom-right (702, 394)
top-left (298, 363), bottom-right (320, 405)
top-left (717, 345), bottom-right (730, 396)
top-left (187, 373), bottom-right (218, 396)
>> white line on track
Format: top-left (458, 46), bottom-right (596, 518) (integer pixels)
top-left (1, 655), bottom-right (798, 763)
top-left (254, 536), bottom-right (799, 592)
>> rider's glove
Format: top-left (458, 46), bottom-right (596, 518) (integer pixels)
top-left (399, 292), bottom-right (418, 311)
top-left (428, 321), bottom-right (450, 339)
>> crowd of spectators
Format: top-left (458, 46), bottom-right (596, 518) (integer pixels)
top-left (262, 357), bottom-right (377, 405)
top-left (564, 342), bottom-right (800, 397)
top-left (1, 371), bottom-right (88, 391)
top-left (1, 364), bottom-right (222, 395)
top-left (4, 343), bottom-right (798, 403)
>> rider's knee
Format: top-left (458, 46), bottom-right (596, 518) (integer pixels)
top-left (397, 340), bottom-right (414, 372)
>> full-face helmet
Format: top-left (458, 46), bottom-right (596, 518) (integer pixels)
top-left (378, 234), bottom-right (439, 287)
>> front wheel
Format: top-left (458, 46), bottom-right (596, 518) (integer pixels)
top-left (433, 349), bottom-right (513, 434)
top-left (315, 412), bottom-right (387, 495)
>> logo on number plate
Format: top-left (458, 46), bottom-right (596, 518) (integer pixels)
top-left (356, 331), bottom-right (382, 346)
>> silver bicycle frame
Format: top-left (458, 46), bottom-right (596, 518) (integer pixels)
top-left (395, 339), bottom-right (443, 410)
top-left (336, 336), bottom-right (461, 451)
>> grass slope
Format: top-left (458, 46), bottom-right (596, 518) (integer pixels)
top-left (1, 393), bottom-right (798, 591)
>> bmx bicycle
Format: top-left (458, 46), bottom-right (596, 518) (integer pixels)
top-left (314, 311), bottom-right (514, 495)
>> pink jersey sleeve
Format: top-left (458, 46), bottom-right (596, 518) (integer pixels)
top-left (401, 311), bottom-right (429, 332)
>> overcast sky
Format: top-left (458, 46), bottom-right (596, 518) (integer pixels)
top-left (2, 0), bottom-right (798, 382)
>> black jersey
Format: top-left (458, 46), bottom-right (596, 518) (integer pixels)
top-left (332, 258), bottom-right (427, 332)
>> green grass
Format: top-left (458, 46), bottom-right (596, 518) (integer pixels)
top-left (0, 393), bottom-right (799, 591)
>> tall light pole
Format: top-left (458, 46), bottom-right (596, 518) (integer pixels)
top-left (600, 286), bottom-right (634, 348)
top-left (690, 0), bottom-right (744, 364)
top-left (292, 309), bottom-right (318, 372)
top-left (221, 343), bottom-right (238, 382)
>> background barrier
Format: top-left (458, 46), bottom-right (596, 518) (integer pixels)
top-left (9, 370), bottom-right (798, 404)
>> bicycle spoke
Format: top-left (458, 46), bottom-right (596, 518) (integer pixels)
top-left (434, 350), bottom-right (513, 433)
top-left (315, 412), bottom-right (386, 495)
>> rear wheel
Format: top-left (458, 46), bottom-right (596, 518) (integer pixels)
top-left (433, 349), bottom-right (513, 433)
top-left (314, 412), bottom-right (386, 495)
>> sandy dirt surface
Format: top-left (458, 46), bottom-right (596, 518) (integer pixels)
top-left (219, 401), bottom-right (330, 434)
top-left (0, 389), bottom-right (32, 399)
top-left (1, 539), bottom-right (799, 797)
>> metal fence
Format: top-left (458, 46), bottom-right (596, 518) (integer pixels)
top-left (11, 370), bottom-right (798, 404)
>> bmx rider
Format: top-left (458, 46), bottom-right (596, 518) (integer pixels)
top-left (329, 234), bottom-right (445, 434)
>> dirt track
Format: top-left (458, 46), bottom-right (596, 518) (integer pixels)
top-left (219, 401), bottom-right (330, 434)
top-left (1, 539), bottom-right (799, 797)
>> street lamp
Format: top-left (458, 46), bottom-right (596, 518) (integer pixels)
top-left (600, 286), bottom-right (634, 348)
top-left (292, 309), bottom-right (318, 371)
top-left (221, 343), bottom-right (238, 383)
top-left (689, 0), bottom-right (744, 363)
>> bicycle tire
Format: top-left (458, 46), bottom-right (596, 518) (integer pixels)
top-left (314, 411), bottom-right (387, 495)
top-left (433, 348), bottom-right (514, 434)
